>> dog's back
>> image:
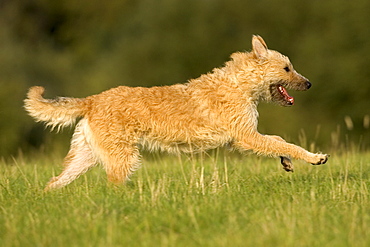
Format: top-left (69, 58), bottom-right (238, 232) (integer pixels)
top-left (84, 84), bottom-right (232, 153)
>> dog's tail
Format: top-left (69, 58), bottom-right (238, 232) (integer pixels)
top-left (24, 86), bottom-right (89, 130)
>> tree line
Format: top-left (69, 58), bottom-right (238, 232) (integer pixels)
top-left (0, 0), bottom-right (369, 156)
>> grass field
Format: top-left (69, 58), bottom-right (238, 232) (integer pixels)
top-left (1, 149), bottom-right (370, 247)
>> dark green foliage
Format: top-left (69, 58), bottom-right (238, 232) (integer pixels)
top-left (0, 0), bottom-right (369, 156)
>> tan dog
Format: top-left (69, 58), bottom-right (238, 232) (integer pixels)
top-left (25, 35), bottom-right (328, 190)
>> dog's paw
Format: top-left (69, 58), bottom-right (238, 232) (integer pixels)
top-left (280, 156), bottom-right (294, 172)
top-left (311, 153), bottom-right (329, 166)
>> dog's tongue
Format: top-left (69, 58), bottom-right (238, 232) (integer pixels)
top-left (278, 85), bottom-right (294, 105)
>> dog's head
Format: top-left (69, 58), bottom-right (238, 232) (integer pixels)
top-left (247, 35), bottom-right (311, 106)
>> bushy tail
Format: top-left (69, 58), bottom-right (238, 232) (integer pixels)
top-left (24, 86), bottom-right (88, 130)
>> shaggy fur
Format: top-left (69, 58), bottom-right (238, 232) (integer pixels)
top-left (25, 35), bottom-right (328, 190)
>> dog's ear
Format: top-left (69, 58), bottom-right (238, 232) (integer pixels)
top-left (252, 35), bottom-right (268, 60)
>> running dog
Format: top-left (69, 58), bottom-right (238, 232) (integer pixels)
top-left (25, 35), bottom-right (328, 190)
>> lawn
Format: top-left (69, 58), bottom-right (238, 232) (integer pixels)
top-left (1, 150), bottom-right (369, 247)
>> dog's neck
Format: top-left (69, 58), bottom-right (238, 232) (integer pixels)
top-left (187, 52), bottom-right (263, 106)
top-left (186, 59), bottom-right (260, 132)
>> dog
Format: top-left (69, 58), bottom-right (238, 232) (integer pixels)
top-left (25, 35), bottom-right (328, 190)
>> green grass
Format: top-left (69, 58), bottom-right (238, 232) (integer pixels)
top-left (1, 150), bottom-right (370, 247)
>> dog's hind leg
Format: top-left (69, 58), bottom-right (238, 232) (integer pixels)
top-left (45, 119), bottom-right (97, 191)
top-left (94, 136), bottom-right (141, 185)
top-left (102, 146), bottom-right (141, 185)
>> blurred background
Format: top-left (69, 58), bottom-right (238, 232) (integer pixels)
top-left (0, 0), bottom-right (369, 157)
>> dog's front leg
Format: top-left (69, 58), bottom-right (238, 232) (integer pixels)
top-left (266, 135), bottom-right (294, 172)
top-left (280, 156), bottom-right (294, 172)
top-left (236, 133), bottom-right (328, 165)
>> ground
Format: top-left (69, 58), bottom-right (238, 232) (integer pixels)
top-left (1, 150), bottom-right (369, 247)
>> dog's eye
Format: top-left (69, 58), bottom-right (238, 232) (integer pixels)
top-left (284, 66), bottom-right (290, 72)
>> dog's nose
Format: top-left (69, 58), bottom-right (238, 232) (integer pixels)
top-left (306, 81), bottom-right (312, 89)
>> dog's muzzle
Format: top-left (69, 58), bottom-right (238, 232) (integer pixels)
top-left (306, 81), bottom-right (312, 89)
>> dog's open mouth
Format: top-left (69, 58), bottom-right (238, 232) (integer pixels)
top-left (276, 85), bottom-right (294, 105)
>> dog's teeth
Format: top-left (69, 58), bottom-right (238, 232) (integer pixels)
top-left (278, 85), bottom-right (294, 104)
